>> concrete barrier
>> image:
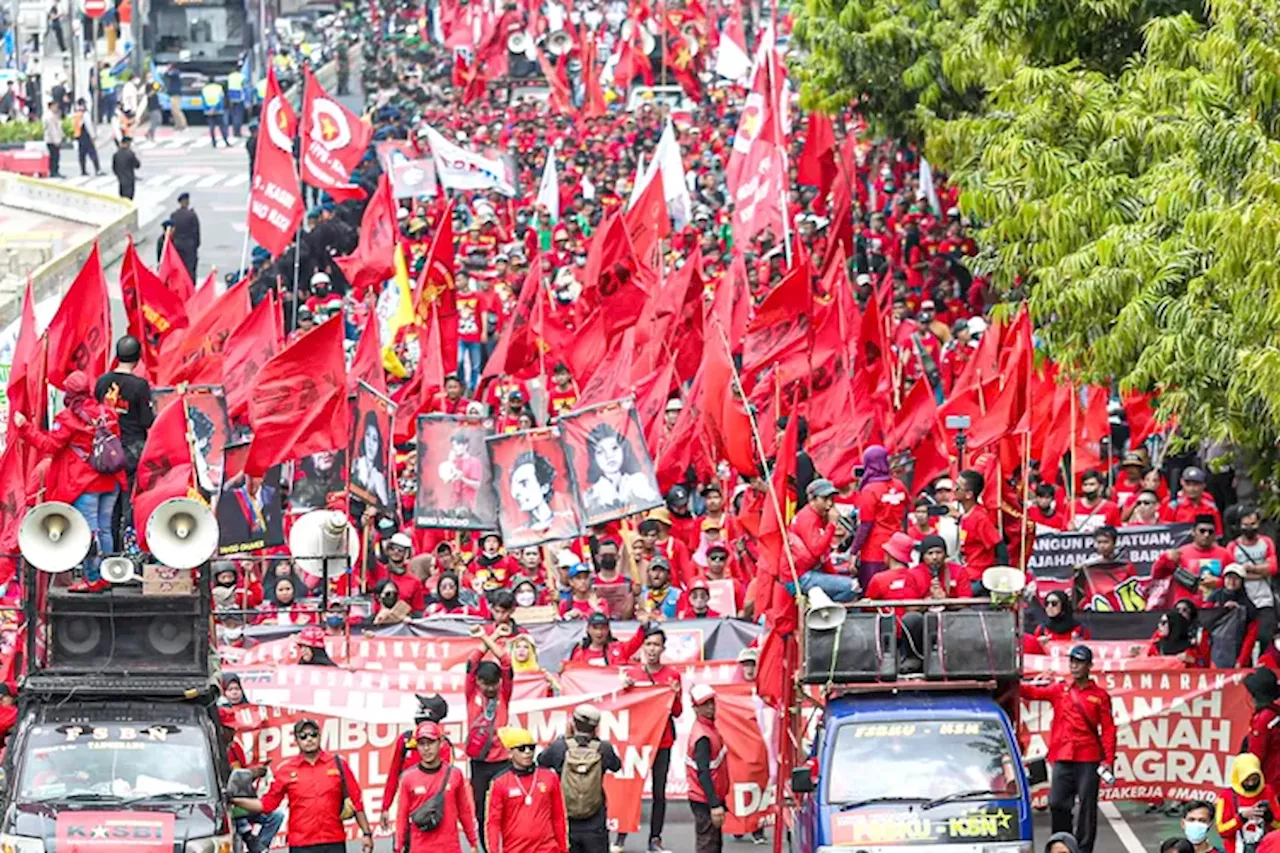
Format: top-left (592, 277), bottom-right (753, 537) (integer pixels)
top-left (0, 172), bottom-right (137, 328)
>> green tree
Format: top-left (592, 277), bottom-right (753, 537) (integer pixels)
top-left (796, 0), bottom-right (1280, 502)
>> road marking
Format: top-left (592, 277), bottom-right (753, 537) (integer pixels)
top-left (224, 173), bottom-right (250, 187)
top-left (195, 173), bottom-right (225, 188)
top-left (189, 137), bottom-right (212, 149)
top-left (1100, 802), bottom-right (1147, 853)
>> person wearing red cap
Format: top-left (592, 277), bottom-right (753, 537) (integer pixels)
top-left (394, 721), bottom-right (478, 853)
top-left (381, 694), bottom-right (451, 829)
top-left (686, 684), bottom-right (729, 853)
top-left (232, 718), bottom-right (374, 853)
top-left (863, 532), bottom-right (929, 617)
top-left (677, 578), bottom-right (721, 620)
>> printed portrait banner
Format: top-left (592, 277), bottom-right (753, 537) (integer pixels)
top-left (415, 414), bottom-right (498, 530)
top-left (217, 442), bottom-right (286, 555)
top-left (1022, 666), bottom-right (1253, 806)
top-left (1027, 524), bottom-right (1188, 579)
top-left (183, 386), bottom-right (231, 501)
top-left (289, 449), bottom-right (347, 513)
top-left (228, 686), bottom-right (674, 835)
top-left (376, 140), bottom-right (438, 200)
top-left (487, 427), bottom-right (584, 549)
top-left (349, 382), bottom-right (397, 514)
top-left (558, 399), bottom-right (664, 527)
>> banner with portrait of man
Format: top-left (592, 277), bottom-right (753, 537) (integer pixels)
top-left (290, 449), bottom-right (347, 513)
top-left (415, 413), bottom-right (497, 530)
top-left (155, 385), bottom-right (231, 502)
top-left (348, 381), bottom-right (396, 514)
top-left (558, 399), bottom-right (663, 526)
top-left (217, 442), bottom-right (286, 555)
top-left (486, 427), bottom-right (583, 549)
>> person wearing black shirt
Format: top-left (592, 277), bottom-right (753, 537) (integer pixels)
top-left (95, 335), bottom-right (155, 541)
top-left (537, 704), bottom-right (622, 853)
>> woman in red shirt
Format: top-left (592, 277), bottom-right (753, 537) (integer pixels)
top-left (1024, 591), bottom-right (1091, 655)
top-left (1145, 610), bottom-right (1204, 666)
top-left (850, 445), bottom-right (910, 589)
top-left (621, 628), bottom-right (683, 853)
top-left (567, 612), bottom-right (646, 665)
top-left (14, 370), bottom-right (126, 593)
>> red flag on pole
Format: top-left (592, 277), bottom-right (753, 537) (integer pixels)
top-left (796, 111), bottom-right (837, 202)
top-left (412, 201), bottom-right (458, 372)
top-left (348, 318), bottom-right (386, 397)
top-left (300, 66), bottom-right (374, 190)
top-left (585, 214), bottom-right (648, 338)
top-left (8, 277), bottom-right (42, 435)
top-left (159, 276), bottom-right (251, 386)
top-left (221, 292), bottom-right (281, 421)
top-left (185, 271), bottom-right (218, 322)
top-left (335, 173), bottom-right (397, 298)
top-left (132, 243), bottom-right (191, 375)
top-left (45, 242), bottom-right (110, 390)
top-left (247, 67), bottom-right (304, 258)
top-left (158, 234), bottom-right (196, 302)
top-left (245, 315), bottom-right (349, 476)
top-left (132, 398), bottom-right (195, 551)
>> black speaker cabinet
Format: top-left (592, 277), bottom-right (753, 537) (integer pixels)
top-left (803, 612), bottom-right (898, 683)
top-left (44, 587), bottom-right (209, 675)
top-left (923, 609), bottom-right (1019, 681)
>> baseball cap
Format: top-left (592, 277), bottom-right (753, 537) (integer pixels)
top-left (388, 532), bottom-right (413, 549)
top-left (689, 577), bottom-right (709, 592)
top-left (666, 486), bottom-right (690, 507)
top-left (737, 647), bottom-right (759, 663)
top-left (690, 684), bottom-right (716, 705)
top-left (934, 478), bottom-right (955, 491)
top-left (568, 563), bottom-right (591, 578)
top-left (587, 612), bottom-right (610, 626)
top-left (1181, 466), bottom-right (1207, 483)
top-left (414, 721), bottom-right (443, 741)
top-left (646, 508), bottom-right (673, 526)
top-left (806, 478), bottom-right (838, 500)
top-left (1224, 563), bottom-right (1247, 578)
top-left (573, 704), bottom-right (602, 726)
top-left (700, 518), bottom-right (721, 532)
top-left (665, 398), bottom-right (684, 413)
top-left (1068, 645), bottom-right (1094, 664)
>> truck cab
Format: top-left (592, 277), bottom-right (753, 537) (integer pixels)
top-left (788, 594), bottom-right (1032, 852)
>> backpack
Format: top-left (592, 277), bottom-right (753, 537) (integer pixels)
top-left (560, 737), bottom-right (605, 819)
top-left (88, 416), bottom-right (126, 474)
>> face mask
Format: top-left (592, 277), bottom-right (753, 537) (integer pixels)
top-left (325, 615), bottom-right (344, 630)
top-left (1184, 820), bottom-right (1210, 845)
top-left (1243, 526), bottom-right (1260, 537)
top-left (597, 554), bottom-right (618, 571)
top-left (221, 626), bottom-right (244, 642)
top-left (515, 589), bottom-right (537, 607)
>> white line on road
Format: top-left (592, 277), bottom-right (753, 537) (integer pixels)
top-left (1100, 802), bottom-right (1147, 853)
top-left (224, 173), bottom-right (250, 187)
top-left (195, 174), bottom-right (225, 189)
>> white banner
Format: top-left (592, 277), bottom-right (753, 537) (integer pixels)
top-left (424, 125), bottom-right (516, 196)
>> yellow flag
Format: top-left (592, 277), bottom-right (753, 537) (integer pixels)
top-left (380, 244), bottom-right (415, 378)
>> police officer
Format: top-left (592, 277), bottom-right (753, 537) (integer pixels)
top-left (226, 63), bottom-right (246, 137)
top-left (1023, 646), bottom-right (1117, 853)
top-left (169, 192), bottom-right (201, 279)
top-left (111, 135), bottom-right (139, 199)
top-left (201, 77), bottom-right (230, 147)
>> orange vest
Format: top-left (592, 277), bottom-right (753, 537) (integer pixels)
top-left (685, 716), bottom-right (730, 805)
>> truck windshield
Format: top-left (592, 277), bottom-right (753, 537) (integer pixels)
top-left (17, 724), bottom-right (215, 803)
top-left (825, 719), bottom-right (1020, 806)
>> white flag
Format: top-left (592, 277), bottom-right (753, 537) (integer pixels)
top-left (919, 156), bottom-right (943, 216)
top-left (536, 150), bottom-right (560, 221)
top-left (628, 121), bottom-right (693, 229)
top-left (423, 125), bottom-right (516, 196)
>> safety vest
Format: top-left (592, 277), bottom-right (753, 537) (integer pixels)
top-left (226, 71), bottom-right (245, 100)
top-left (255, 78), bottom-right (267, 99)
top-left (684, 717), bottom-right (729, 805)
top-left (99, 69), bottom-right (115, 90)
top-left (201, 82), bottom-right (224, 110)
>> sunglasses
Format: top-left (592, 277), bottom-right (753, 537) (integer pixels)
top-left (708, 554), bottom-right (727, 561)
top-left (1045, 600), bottom-right (1062, 608)
top-left (512, 744), bottom-right (536, 753)
top-left (297, 730), bottom-right (320, 741)
top-left (1137, 499), bottom-right (1156, 506)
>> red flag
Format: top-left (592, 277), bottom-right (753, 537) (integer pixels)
top-left (8, 277), bottom-right (41, 435)
top-left (0, 442), bottom-right (26, 556)
top-left (247, 67), bottom-right (304, 257)
top-left (586, 215), bottom-right (648, 338)
top-left (159, 276), bottom-right (251, 386)
top-left (967, 313), bottom-right (1032, 449)
top-left (580, 33), bottom-right (607, 118)
top-left (535, 47), bottom-right (573, 113)
top-left (742, 262), bottom-right (812, 381)
top-left (348, 318), bottom-right (386, 397)
top-left (132, 243), bottom-right (191, 372)
top-left (45, 242), bottom-right (110, 390)
top-left (158, 234), bottom-right (196, 302)
top-left (132, 398), bottom-right (194, 551)
top-left (185, 272), bottom-right (217, 321)
top-left (452, 52), bottom-right (487, 105)
top-left (884, 377), bottom-right (938, 453)
top-left (335, 174), bottom-right (397, 298)
top-left (245, 315), bottom-right (349, 476)
top-left (222, 292), bottom-right (281, 421)
top-left (1123, 389), bottom-right (1170, 445)
top-left (704, 318), bottom-right (758, 477)
top-left (796, 111), bottom-right (837, 202)
top-left (412, 200), bottom-right (458, 371)
top-left (758, 407), bottom-right (798, 633)
top-left (624, 175), bottom-right (670, 272)
top-left (579, 329), bottom-right (636, 407)
top-left (300, 66), bottom-right (374, 190)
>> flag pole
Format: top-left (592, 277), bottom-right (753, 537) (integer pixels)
top-left (238, 216), bottom-right (252, 281)
top-left (291, 220), bottom-right (304, 327)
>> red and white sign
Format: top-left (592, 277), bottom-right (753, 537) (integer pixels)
top-left (299, 67), bottom-right (373, 190)
top-left (247, 67), bottom-right (304, 258)
top-left (56, 812), bottom-right (175, 853)
top-left (81, 0), bottom-right (108, 18)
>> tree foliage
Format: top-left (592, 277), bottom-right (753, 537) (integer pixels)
top-left (794, 0), bottom-right (1280, 503)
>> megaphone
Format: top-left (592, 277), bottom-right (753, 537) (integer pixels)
top-left (620, 19), bottom-right (657, 56)
top-left (289, 509), bottom-right (359, 579)
top-left (19, 501), bottom-right (91, 573)
top-left (507, 30), bottom-right (531, 54)
top-left (147, 498), bottom-right (220, 570)
top-left (805, 587), bottom-right (846, 631)
top-left (546, 29), bottom-right (573, 56)
top-left (982, 566), bottom-right (1027, 607)
top-left (100, 555), bottom-right (138, 584)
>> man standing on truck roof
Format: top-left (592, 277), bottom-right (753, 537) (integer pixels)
top-left (1023, 645), bottom-right (1117, 853)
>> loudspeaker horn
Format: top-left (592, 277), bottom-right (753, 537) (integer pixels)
top-left (982, 565), bottom-right (1027, 607)
top-left (289, 509), bottom-right (359, 578)
top-left (100, 555), bottom-right (138, 584)
top-left (546, 29), bottom-right (573, 56)
top-left (507, 30), bottom-right (531, 54)
top-left (806, 587), bottom-right (847, 631)
top-left (147, 498), bottom-right (220, 570)
top-left (19, 501), bottom-right (91, 573)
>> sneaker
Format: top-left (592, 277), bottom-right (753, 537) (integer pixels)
top-left (751, 833), bottom-right (767, 845)
top-left (610, 845), bottom-right (625, 853)
top-left (648, 840), bottom-right (671, 853)
top-left (68, 579), bottom-right (110, 593)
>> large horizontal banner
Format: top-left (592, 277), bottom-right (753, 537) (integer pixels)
top-left (1028, 524), bottom-right (1188, 579)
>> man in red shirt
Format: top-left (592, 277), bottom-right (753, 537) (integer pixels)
top-left (1027, 482), bottom-right (1068, 532)
top-left (1162, 466), bottom-right (1223, 534)
top-left (621, 629), bottom-right (683, 853)
top-left (546, 362), bottom-right (578, 418)
top-left (641, 510), bottom-right (693, 589)
top-left (465, 624), bottom-right (514, 830)
top-left (1023, 646), bottom-right (1117, 853)
top-left (483, 727), bottom-right (569, 853)
top-left (368, 533), bottom-right (427, 614)
top-left (232, 718), bottom-right (374, 853)
top-left (394, 721), bottom-right (478, 853)
top-left (1149, 514), bottom-right (1231, 608)
top-left (910, 534), bottom-right (976, 599)
top-left (790, 479), bottom-right (860, 602)
top-left (1069, 470), bottom-right (1122, 533)
top-left (863, 532), bottom-right (928, 615)
top-left (850, 444), bottom-right (910, 589)
top-left (958, 470), bottom-right (1007, 572)
top-left (434, 375), bottom-right (473, 415)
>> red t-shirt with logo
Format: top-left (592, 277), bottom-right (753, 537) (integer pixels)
top-left (857, 478), bottom-right (910, 562)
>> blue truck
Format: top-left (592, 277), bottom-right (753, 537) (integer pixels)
top-left (787, 595), bottom-right (1033, 852)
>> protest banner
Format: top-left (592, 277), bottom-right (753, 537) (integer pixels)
top-left (415, 414), bottom-right (498, 530)
top-left (558, 400), bottom-right (664, 526)
top-left (1027, 524), bottom-right (1188, 579)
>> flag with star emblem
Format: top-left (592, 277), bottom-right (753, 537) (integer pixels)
top-left (132, 396), bottom-right (196, 552)
top-left (247, 67), bottom-right (304, 258)
top-left (300, 66), bottom-right (373, 190)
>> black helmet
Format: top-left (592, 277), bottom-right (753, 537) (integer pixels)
top-left (116, 334), bottom-right (142, 363)
top-left (414, 693), bottom-right (448, 724)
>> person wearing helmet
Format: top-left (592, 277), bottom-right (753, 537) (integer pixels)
top-left (305, 272), bottom-right (343, 324)
top-left (94, 334), bottom-right (156, 542)
top-left (294, 627), bottom-right (336, 666)
top-left (1023, 646), bottom-right (1117, 853)
top-left (380, 695), bottom-right (450, 830)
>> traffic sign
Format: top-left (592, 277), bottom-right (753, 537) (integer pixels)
top-left (82, 0), bottom-right (108, 18)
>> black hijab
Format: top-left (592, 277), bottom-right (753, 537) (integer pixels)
top-left (1043, 591), bottom-right (1079, 636)
top-left (1158, 611), bottom-right (1194, 656)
